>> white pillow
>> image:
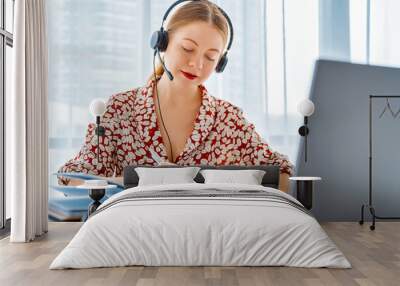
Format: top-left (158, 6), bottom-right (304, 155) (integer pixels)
top-left (200, 169), bottom-right (266, 185)
top-left (135, 167), bottom-right (201, 186)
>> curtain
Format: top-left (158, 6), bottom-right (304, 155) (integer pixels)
top-left (10, 0), bottom-right (48, 242)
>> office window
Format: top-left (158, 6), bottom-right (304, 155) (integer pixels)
top-left (1, 0), bottom-right (14, 230)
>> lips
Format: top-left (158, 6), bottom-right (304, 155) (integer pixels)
top-left (181, 70), bottom-right (198, 80)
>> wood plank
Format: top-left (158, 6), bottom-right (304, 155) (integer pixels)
top-left (0, 222), bottom-right (399, 286)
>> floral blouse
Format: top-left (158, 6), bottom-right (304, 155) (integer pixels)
top-left (58, 76), bottom-right (294, 181)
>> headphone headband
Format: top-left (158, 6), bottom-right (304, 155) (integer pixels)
top-left (160, 0), bottom-right (234, 52)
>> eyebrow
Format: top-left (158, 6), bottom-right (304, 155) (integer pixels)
top-left (183, 38), bottom-right (220, 53)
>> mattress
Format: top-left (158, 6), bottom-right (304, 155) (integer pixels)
top-left (50, 183), bottom-right (351, 269)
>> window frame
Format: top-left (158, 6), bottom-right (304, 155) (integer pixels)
top-left (0, 0), bottom-right (13, 233)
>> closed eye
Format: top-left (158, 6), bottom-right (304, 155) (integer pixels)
top-left (182, 46), bottom-right (216, 62)
top-left (182, 47), bottom-right (193, 53)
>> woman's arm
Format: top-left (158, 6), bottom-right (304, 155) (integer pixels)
top-left (234, 111), bottom-right (295, 178)
top-left (58, 94), bottom-right (124, 185)
top-left (225, 106), bottom-right (294, 189)
top-left (278, 173), bottom-right (290, 193)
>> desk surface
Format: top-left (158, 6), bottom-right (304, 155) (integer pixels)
top-left (289, 176), bottom-right (322, 181)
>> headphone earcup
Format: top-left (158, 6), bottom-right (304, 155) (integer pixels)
top-left (215, 53), bottom-right (228, 73)
top-left (150, 30), bottom-right (169, 52)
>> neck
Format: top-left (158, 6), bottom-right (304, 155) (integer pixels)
top-left (156, 73), bottom-right (200, 105)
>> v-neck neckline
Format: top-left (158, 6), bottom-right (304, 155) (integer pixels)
top-left (151, 78), bottom-right (205, 163)
top-left (135, 76), bottom-right (216, 165)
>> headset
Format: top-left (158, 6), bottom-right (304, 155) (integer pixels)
top-left (150, 0), bottom-right (234, 162)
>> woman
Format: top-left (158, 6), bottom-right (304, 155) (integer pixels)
top-left (58, 0), bottom-right (294, 192)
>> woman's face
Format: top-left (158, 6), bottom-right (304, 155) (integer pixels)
top-left (164, 21), bottom-right (225, 86)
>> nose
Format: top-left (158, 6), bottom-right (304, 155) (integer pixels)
top-left (188, 55), bottom-right (204, 70)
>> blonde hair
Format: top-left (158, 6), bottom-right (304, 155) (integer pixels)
top-left (147, 0), bottom-right (230, 83)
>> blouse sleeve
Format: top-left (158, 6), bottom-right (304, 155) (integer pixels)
top-left (57, 94), bottom-right (123, 184)
top-left (234, 108), bottom-right (295, 176)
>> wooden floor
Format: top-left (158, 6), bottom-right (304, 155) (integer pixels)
top-left (0, 222), bottom-right (399, 286)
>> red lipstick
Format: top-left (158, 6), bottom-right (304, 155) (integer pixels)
top-left (181, 70), bottom-right (198, 80)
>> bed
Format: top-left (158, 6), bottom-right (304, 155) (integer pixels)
top-left (49, 165), bottom-right (351, 269)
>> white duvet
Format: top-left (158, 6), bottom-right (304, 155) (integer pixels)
top-left (50, 183), bottom-right (351, 269)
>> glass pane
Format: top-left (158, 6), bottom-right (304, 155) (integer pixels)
top-left (0, 0), bottom-right (2, 29)
top-left (5, 44), bottom-right (12, 219)
top-left (284, 0), bottom-right (319, 161)
top-left (47, 0), bottom-right (142, 221)
top-left (349, 0), bottom-right (368, 63)
top-left (0, 39), bottom-right (3, 228)
top-left (6, 0), bottom-right (14, 33)
top-left (370, 0), bottom-right (400, 67)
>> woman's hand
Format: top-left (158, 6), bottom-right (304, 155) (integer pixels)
top-left (58, 176), bottom-right (124, 186)
top-left (278, 172), bottom-right (290, 193)
top-left (58, 177), bottom-right (83, 186)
